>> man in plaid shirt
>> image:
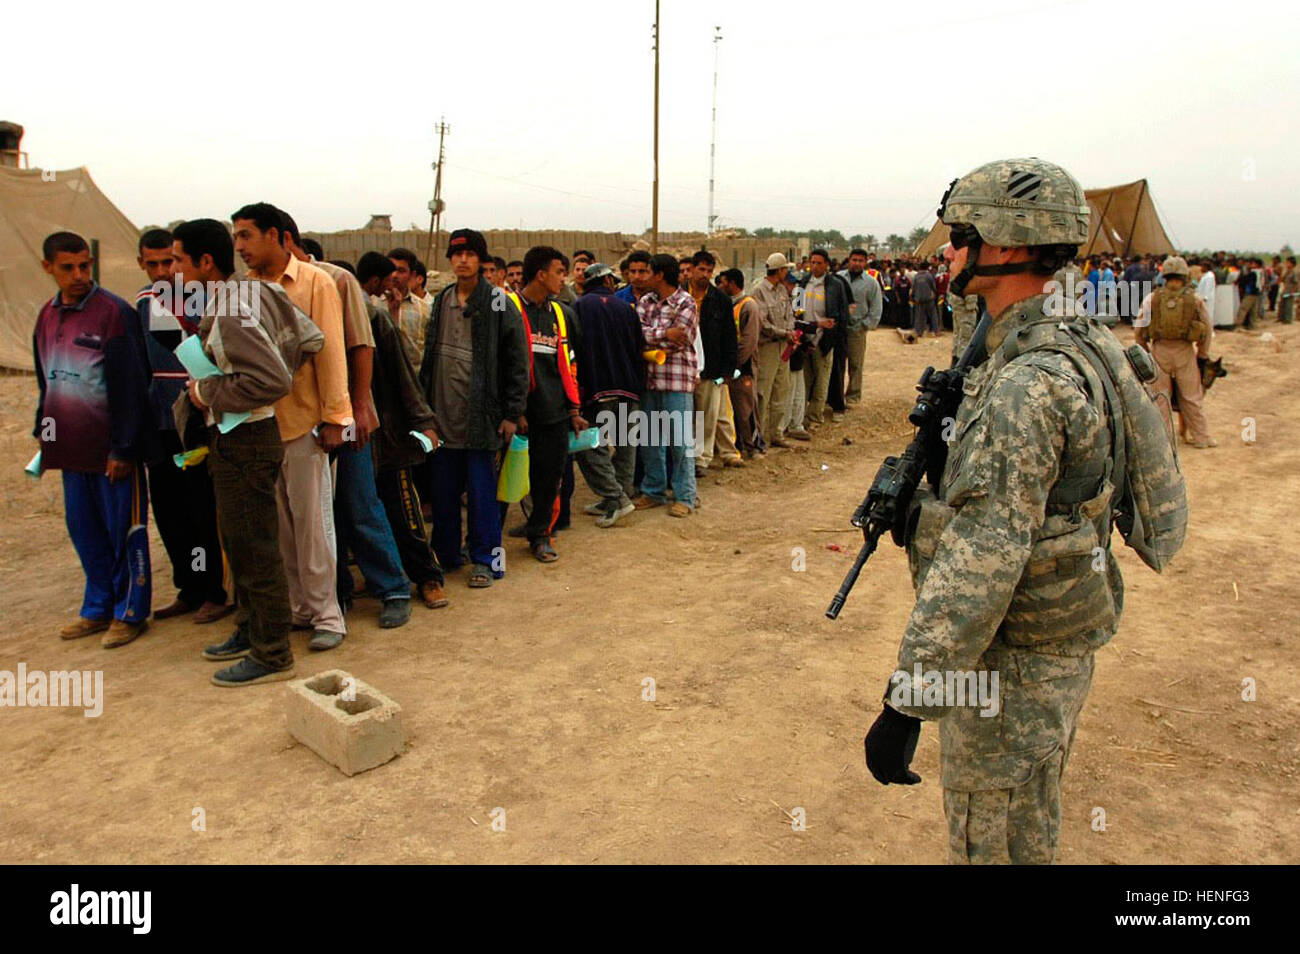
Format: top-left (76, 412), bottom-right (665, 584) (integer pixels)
top-left (633, 254), bottom-right (699, 516)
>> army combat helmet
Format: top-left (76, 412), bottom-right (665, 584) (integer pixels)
top-left (1161, 255), bottom-right (1190, 279)
top-left (938, 157), bottom-right (1090, 295)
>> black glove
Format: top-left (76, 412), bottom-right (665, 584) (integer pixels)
top-left (864, 705), bottom-right (922, 785)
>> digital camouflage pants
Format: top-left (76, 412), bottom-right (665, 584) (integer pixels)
top-left (941, 647), bottom-right (1095, 864)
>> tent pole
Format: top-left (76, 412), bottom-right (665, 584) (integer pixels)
top-left (1123, 180), bottom-right (1147, 257)
top-left (1087, 192), bottom-right (1115, 258)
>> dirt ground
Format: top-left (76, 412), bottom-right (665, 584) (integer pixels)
top-left (1, 316), bottom-right (1297, 865)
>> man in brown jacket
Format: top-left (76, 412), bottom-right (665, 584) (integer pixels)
top-left (170, 218), bottom-right (300, 687)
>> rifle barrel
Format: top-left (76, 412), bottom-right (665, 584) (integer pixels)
top-left (825, 527), bottom-right (881, 619)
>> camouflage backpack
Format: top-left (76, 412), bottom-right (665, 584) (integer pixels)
top-left (996, 314), bottom-right (1188, 572)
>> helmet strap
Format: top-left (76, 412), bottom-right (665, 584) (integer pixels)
top-left (951, 237), bottom-right (1036, 295)
top-left (949, 236), bottom-right (982, 296)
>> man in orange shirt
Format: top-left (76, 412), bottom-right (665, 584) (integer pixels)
top-left (233, 203), bottom-right (353, 650)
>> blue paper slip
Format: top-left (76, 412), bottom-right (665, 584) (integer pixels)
top-left (25, 451), bottom-right (43, 479)
top-left (568, 426), bottom-right (600, 453)
top-left (174, 337), bottom-right (249, 434)
top-left (175, 335), bottom-right (221, 378)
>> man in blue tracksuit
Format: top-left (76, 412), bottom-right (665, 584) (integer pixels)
top-left (34, 231), bottom-right (155, 648)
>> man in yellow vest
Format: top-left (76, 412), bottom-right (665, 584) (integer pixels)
top-left (1136, 255), bottom-right (1216, 448)
top-left (509, 246), bottom-right (589, 561)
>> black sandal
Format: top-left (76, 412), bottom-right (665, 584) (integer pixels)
top-left (530, 540), bottom-right (558, 563)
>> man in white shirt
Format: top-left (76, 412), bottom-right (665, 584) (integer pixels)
top-left (1195, 259), bottom-right (1216, 315)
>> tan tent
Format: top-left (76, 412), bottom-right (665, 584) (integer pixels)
top-left (1080, 180), bottom-right (1174, 258)
top-left (0, 166), bottom-right (141, 371)
top-left (912, 178), bottom-right (1175, 260)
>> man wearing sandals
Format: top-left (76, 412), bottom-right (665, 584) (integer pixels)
top-left (510, 246), bottom-right (588, 563)
top-left (419, 228), bottom-right (530, 588)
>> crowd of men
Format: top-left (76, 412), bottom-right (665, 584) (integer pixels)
top-left (32, 214), bottom-right (904, 687)
top-left (30, 202), bottom-right (1285, 688)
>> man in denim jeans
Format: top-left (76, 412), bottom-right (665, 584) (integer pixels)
top-left (633, 254), bottom-right (698, 517)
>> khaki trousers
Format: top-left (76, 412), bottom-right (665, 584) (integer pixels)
top-left (693, 377), bottom-right (724, 467)
top-left (276, 432), bottom-right (345, 635)
top-left (756, 340), bottom-right (791, 443)
top-left (715, 382), bottom-right (740, 461)
top-left (1150, 339), bottom-right (1210, 444)
top-left (804, 346), bottom-right (835, 425)
top-left (1236, 293), bottom-right (1259, 327)
top-left (782, 368), bottom-right (807, 434)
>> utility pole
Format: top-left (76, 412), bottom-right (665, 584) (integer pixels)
top-left (652, 1), bottom-right (660, 252)
top-left (708, 26), bottom-right (722, 235)
top-left (425, 118), bottom-right (449, 266)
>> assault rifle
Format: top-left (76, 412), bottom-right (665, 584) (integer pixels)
top-left (825, 312), bottom-right (992, 620)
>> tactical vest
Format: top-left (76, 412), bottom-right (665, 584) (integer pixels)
top-left (907, 310), bottom-right (1188, 647)
top-left (1149, 286), bottom-right (1202, 341)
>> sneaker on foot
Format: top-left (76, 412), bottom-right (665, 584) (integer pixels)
top-left (582, 501), bottom-right (606, 516)
top-left (596, 500), bottom-right (636, 528)
top-left (831, 412), bottom-right (845, 423)
top-left (102, 619), bottom-right (147, 649)
top-left (203, 628), bottom-right (251, 661)
top-left (309, 629), bottom-right (345, 651)
top-left (211, 657), bottom-right (295, 688)
top-left (379, 598), bottom-right (412, 629)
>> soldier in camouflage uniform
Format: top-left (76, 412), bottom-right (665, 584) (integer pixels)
top-left (864, 158), bottom-right (1124, 864)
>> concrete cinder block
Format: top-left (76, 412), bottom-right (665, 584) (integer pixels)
top-left (284, 670), bottom-right (404, 776)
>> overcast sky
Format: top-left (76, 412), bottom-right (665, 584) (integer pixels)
top-left (8, 0), bottom-right (1297, 251)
